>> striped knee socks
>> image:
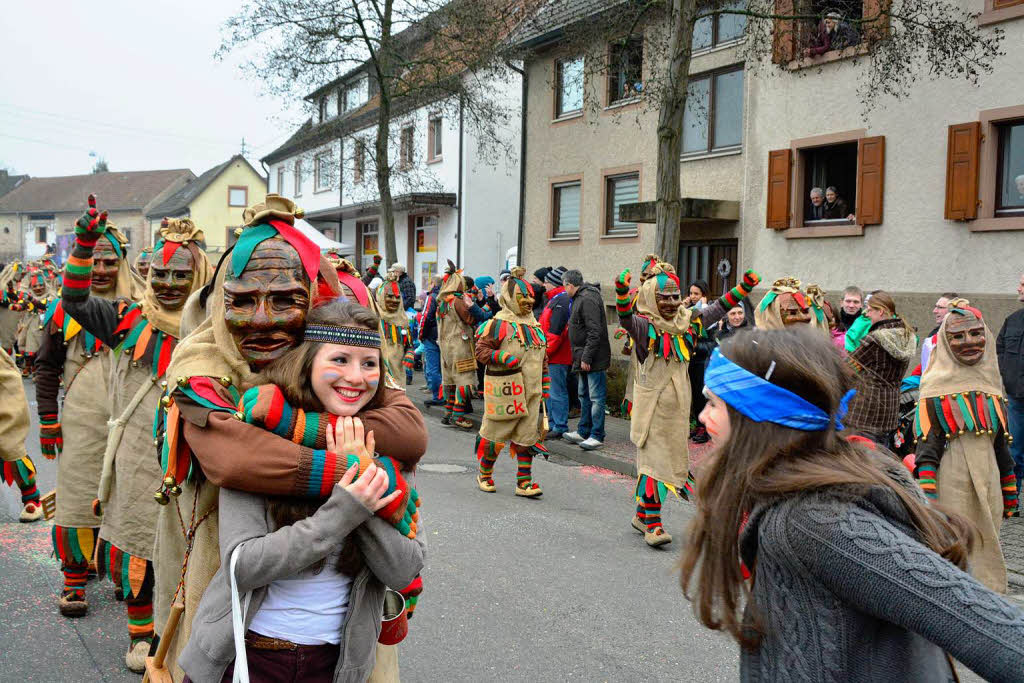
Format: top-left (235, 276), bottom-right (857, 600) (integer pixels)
top-left (63, 563), bottom-right (89, 599)
top-left (475, 435), bottom-right (504, 480)
top-left (1, 457), bottom-right (40, 504)
top-left (635, 475), bottom-right (664, 531)
top-left (125, 598), bottom-right (154, 646)
top-left (516, 452), bottom-right (533, 487)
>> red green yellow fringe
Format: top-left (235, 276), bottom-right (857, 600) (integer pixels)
top-left (914, 392), bottom-right (1012, 443)
top-left (96, 538), bottom-right (150, 600)
top-left (476, 318), bottom-right (547, 349)
top-left (53, 525), bottom-right (98, 566)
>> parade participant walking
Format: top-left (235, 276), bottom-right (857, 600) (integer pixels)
top-left (997, 273), bottom-right (1024, 500)
top-left (436, 260), bottom-right (477, 429)
top-left (682, 327), bottom-right (1024, 681)
top-left (179, 299), bottom-right (424, 683)
top-left (62, 196), bottom-right (213, 671)
top-left (0, 344), bottom-right (40, 524)
top-left (615, 261), bottom-right (759, 546)
top-left (14, 265), bottom-right (54, 376)
top-left (843, 291), bottom-right (916, 448)
top-left (754, 277), bottom-right (829, 335)
top-left (134, 247), bottom-right (152, 281)
top-left (473, 267), bottom-right (550, 497)
top-left (35, 225), bottom-right (138, 617)
top-left (375, 272), bottom-right (414, 383)
top-left (151, 195), bottom-right (426, 679)
top-left (0, 263), bottom-right (44, 522)
top-left (913, 300), bottom-right (1017, 592)
top-left (418, 276), bottom-right (444, 406)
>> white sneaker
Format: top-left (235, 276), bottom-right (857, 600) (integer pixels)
top-left (562, 431), bottom-right (584, 444)
top-left (579, 438), bottom-right (603, 450)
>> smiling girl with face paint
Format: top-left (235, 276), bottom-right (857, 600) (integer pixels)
top-left (178, 299), bottom-right (424, 683)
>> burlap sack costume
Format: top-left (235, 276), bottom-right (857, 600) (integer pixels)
top-left (754, 277), bottom-right (830, 335)
top-left (15, 269), bottom-right (54, 357)
top-left (49, 227), bottom-right (139, 530)
top-left (96, 220), bottom-right (212, 562)
top-left (629, 267), bottom-right (695, 491)
top-left (0, 263), bottom-right (23, 352)
top-left (916, 307), bottom-right (1009, 593)
top-left (437, 264), bottom-right (477, 391)
top-left (0, 348), bottom-right (29, 462)
top-left (152, 197), bottom-right (344, 679)
top-left (375, 274), bottom-right (412, 385)
top-left (477, 281), bottom-right (548, 447)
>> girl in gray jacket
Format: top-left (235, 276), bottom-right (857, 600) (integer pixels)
top-left (181, 301), bottom-right (425, 683)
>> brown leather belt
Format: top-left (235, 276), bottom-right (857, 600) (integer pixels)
top-left (245, 631), bottom-right (299, 651)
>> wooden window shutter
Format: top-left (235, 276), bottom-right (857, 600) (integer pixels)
top-left (944, 122), bottom-right (980, 221)
top-left (772, 0), bottom-right (795, 64)
top-left (855, 136), bottom-right (885, 226)
top-left (766, 149), bottom-right (792, 229)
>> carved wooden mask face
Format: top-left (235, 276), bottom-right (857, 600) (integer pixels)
top-left (91, 238), bottom-right (120, 295)
top-left (656, 280), bottom-right (682, 319)
top-left (223, 238), bottom-right (310, 369)
top-left (136, 251), bottom-right (151, 280)
top-left (778, 292), bottom-right (812, 326)
top-left (512, 281), bottom-right (534, 316)
top-left (383, 282), bottom-right (402, 313)
top-left (945, 312), bottom-right (986, 366)
top-left (150, 248), bottom-right (195, 310)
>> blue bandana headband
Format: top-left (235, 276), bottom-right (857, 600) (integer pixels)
top-left (704, 349), bottom-right (854, 431)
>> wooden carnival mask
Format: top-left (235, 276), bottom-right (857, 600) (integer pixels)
top-left (945, 311), bottom-right (986, 366)
top-left (223, 237), bottom-right (310, 369)
top-left (90, 237), bottom-right (121, 295)
top-left (135, 249), bottom-right (152, 280)
top-left (150, 248), bottom-right (195, 311)
top-left (655, 276), bottom-right (683, 320)
top-left (777, 291), bottom-right (813, 327)
top-left (382, 280), bottom-right (402, 313)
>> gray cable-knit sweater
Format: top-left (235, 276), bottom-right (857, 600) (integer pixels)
top-left (738, 481), bottom-right (1024, 682)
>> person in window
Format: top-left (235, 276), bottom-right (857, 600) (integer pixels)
top-left (807, 187), bottom-right (826, 220)
top-left (823, 186), bottom-right (856, 221)
top-left (804, 10), bottom-right (861, 58)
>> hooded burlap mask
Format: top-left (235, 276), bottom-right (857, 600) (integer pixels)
top-left (96, 225), bottom-right (139, 302)
top-left (635, 262), bottom-right (692, 336)
top-left (754, 277), bottom-right (828, 333)
top-left (495, 267), bottom-right (540, 326)
top-left (143, 219), bottom-right (213, 336)
top-left (919, 304), bottom-right (1003, 402)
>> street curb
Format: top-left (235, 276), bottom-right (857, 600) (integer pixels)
top-left (409, 390), bottom-right (637, 478)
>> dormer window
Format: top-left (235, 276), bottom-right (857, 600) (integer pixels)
top-left (319, 96), bottom-right (329, 122)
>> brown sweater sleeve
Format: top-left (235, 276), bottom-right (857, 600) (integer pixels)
top-left (475, 334), bottom-right (501, 366)
top-left (35, 327), bottom-right (65, 417)
top-left (453, 297), bottom-right (475, 326)
top-left (181, 385), bottom-right (429, 496)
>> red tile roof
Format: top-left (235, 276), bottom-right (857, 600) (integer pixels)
top-left (0, 168), bottom-right (194, 213)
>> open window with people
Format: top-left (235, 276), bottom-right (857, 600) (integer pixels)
top-left (803, 142), bottom-right (858, 225)
top-left (802, 0), bottom-right (862, 58)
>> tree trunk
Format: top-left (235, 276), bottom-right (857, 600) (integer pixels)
top-left (375, 98), bottom-right (398, 269)
top-left (654, 0), bottom-right (697, 268)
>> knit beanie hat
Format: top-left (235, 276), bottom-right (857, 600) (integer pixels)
top-left (474, 275), bottom-right (495, 290)
top-left (533, 266), bottom-right (552, 283)
top-left (546, 266), bottom-right (566, 287)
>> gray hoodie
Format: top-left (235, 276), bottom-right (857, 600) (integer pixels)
top-left (180, 484), bottom-right (425, 683)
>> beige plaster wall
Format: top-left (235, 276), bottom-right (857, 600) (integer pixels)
top-left (739, 1), bottom-right (1024, 332)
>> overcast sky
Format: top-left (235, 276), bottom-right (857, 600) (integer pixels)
top-left (0, 1), bottom-right (310, 179)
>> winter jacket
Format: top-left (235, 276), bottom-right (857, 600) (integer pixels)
top-left (844, 313), bottom-right (872, 353)
top-left (397, 274), bottom-right (417, 311)
top-left (179, 484), bottom-right (425, 683)
top-left (740, 452), bottom-right (1024, 682)
top-left (568, 283), bottom-right (611, 373)
top-left (539, 287), bottom-right (572, 366)
top-left (418, 285), bottom-right (440, 342)
top-left (997, 308), bottom-right (1024, 399)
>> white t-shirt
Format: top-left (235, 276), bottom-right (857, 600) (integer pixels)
top-left (248, 552), bottom-right (352, 645)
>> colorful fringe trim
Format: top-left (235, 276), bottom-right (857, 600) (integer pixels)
top-left (41, 299), bottom-right (103, 353)
top-left (475, 318), bottom-right (547, 349)
top-left (157, 377), bottom-right (239, 487)
top-left (634, 473), bottom-right (693, 505)
top-left (643, 319), bottom-right (703, 363)
top-left (113, 302), bottom-right (178, 379)
top-left (381, 320), bottom-right (412, 347)
top-left (620, 398), bottom-right (633, 419)
top-left (96, 539), bottom-right (151, 601)
top-left (1, 457), bottom-right (39, 503)
top-left (53, 525), bottom-right (98, 566)
top-left (475, 435), bottom-right (504, 478)
top-left (913, 392), bottom-right (1012, 442)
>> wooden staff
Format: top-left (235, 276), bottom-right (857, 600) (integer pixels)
top-left (142, 602), bottom-right (184, 683)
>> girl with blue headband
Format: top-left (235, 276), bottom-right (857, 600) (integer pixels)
top-left (614, 260), bottom-right (760, 547)
top-left (681, 327), bottom-right (1024, 681)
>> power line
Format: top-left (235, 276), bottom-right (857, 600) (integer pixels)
top-left (0, 133), bottom-right (95, 153)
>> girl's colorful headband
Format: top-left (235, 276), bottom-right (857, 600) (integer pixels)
top-left (304, 324), bottom-right (381, 348)
top-left (704, 349), bottom-right (854, 432)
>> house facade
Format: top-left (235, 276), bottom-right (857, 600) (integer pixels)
top-left (517, 0), bottom-right (1024, 335)
top-left (263, 65), bottom-right (521, 293)
top-left (145, 155), bottom-right (267, 256)
top-left (0, 169), bottom-right (194, 263)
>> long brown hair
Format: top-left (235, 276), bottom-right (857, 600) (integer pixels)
top-left (261, 299), bottom-right (385, 574)
top-left (679, 327), bottom-right (972, 647)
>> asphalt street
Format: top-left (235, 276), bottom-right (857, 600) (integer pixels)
top-left (0, 379), bottom-right (996, 682)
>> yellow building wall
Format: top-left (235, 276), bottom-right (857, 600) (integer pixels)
top-left (187, 160), bottom-right (267, 255)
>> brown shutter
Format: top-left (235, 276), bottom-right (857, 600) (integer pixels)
top-left (944, 122), bottom-right (981, 221)
top-left (766, 149), bottom-right (792, 229)
top-left (772, 0), bottom-right (795, 64)
top-left (855, 136), bottom-right (885, 226)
